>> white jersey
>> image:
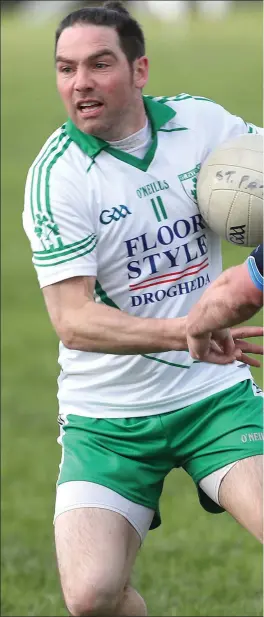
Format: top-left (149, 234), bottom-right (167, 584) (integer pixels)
top-left (23, 94), bottom-right (262, 418)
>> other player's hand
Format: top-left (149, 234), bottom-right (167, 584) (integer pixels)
top-left (187, 328), bottom-right (237, 365)
top-left (187, 326), bottom-right (263, 367)
top-left (228, 325), bottom-right (264, 368)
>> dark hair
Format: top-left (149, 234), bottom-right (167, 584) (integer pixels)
top-left (55, 1), bottom-right (145, 64)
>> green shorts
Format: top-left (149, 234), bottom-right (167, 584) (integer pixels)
top-left (57, 379), bottom-right (263, 529)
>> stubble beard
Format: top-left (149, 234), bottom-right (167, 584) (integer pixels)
top-left (81, 106), bottom-right (134, 141)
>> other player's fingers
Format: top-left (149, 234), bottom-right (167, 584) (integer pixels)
top-left (235, 351), bottom-right (261, 368)
top-left (204, 352), bottom-right (236, 365)
top-left (209, 339), bottom-right (225, 354)
top-left (187, 333), bottom-right (212, 360)
top-left (234, 339), bottom-right (264, 355)
top-left (230, 326), bottom-right (264, 339)
top-left (211, 329), bottom-right (236, 355)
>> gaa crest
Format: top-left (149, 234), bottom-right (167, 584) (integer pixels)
top-left (178, 163), bottom-right (201, 204)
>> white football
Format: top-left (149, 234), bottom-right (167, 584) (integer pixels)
top-left (196, 133), bottom-right (263, 247)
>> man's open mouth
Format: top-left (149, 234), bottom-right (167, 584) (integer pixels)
top-left (77, 101), bottom-right (103, 111)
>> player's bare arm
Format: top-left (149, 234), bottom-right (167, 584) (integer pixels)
top-left (188, 263), bottom-right (263, 332)
top-left (42, 275), bottom-right (188, 354)
top-left (42, 274), bottom-right (263, 367)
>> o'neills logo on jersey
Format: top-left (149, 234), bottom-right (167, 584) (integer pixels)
top-left (136, 180), bottom-right (169, 199)
top-left (124, 213), bottom-right (210, 306)
top-left (178, 164), bottom-right (201, 203)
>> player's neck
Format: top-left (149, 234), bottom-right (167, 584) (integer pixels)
top-left (107, 117), bottom-right (150, 151)
top-left (106, 98), bottom-right (147, 142)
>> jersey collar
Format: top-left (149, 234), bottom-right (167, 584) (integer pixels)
top-left (65, 97), bottom-right (176, 171)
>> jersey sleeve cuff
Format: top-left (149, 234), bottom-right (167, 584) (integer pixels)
top-left (37, 266), bottom-right (97, 289)
top-left (246, 255), bottom-right (264, 291)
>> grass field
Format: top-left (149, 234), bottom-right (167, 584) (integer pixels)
top-left (2, 4), bottom-right (263, 616)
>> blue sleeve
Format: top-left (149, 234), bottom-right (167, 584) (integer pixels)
top-left (246, 244), bottom-right (264, 291)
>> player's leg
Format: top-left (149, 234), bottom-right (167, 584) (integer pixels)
top-left (218, 455), bottom-right (263, 542)
top-left (55, 504), bottom-right (147, 616)
top-left (54, 413), bottom-right (170, 615)
top-left (198, 380), bottom-right (263, 541)
top-left (116, 584), bottom-right (148, 616)
top-left (177, 379), bottom-right (263, 540)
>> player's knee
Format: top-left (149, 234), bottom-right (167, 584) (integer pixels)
top-left (251, 506), bottom-right (264, 544)
top-left (65, 581), bottom-right (121, 616)
top-left (255, 525), bottom-right (264, 544)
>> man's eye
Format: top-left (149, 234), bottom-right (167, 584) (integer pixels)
top-left (95, 62), bottom-right (109, 69)
top-left (60, 66), bottom-right (73, 74)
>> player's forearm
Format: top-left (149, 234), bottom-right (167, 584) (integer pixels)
top-left (62, 301), bottom-right (187, 354)
top-left (190, 294), bottom-right (259, 332)
top-left (187, 265), bottom-right (262, 335)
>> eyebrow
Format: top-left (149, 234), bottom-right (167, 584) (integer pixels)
top-left (55, 49), bottom-right (117, 64)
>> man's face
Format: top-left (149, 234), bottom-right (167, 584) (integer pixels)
top-left (56, 24), bottom-right (148, 139)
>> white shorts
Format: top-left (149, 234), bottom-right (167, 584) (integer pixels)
top-left (54, 461), bottom-right (238, 543)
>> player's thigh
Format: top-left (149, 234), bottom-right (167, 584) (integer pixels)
top-left (182, 379), bottom-right (263, 502)
top-left (55, 506), bottom-right (141, 613)
top-left (219, 454), bottom-right (263, 543)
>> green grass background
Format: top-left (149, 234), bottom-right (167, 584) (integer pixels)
top-left (2, 4), bottom-right (263, 616)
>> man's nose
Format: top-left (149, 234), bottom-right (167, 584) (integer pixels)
top-left (74, 67), bottom-right (95, 91)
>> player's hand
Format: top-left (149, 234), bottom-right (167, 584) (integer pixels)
top-left (229, 325), bottom-right (264, 367)
top-left (188, 328), bottom-right (237, 365)
top-left (188, 326), bottom-right (263, 367)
